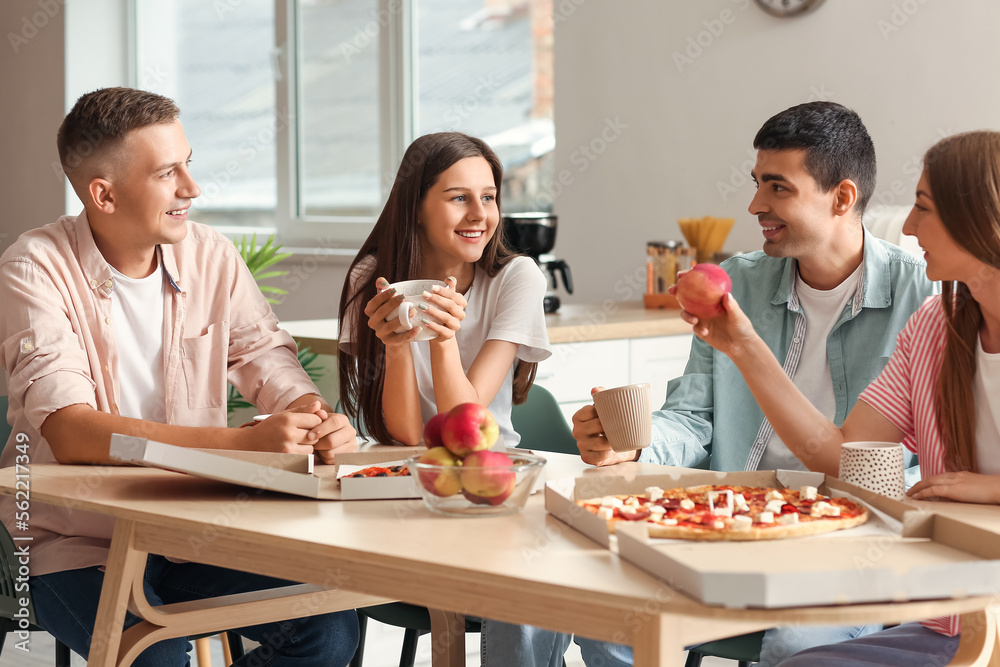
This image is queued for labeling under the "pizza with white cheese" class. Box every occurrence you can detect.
[576,484,868,541]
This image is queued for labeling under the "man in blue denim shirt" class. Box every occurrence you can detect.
[566,102,938,667]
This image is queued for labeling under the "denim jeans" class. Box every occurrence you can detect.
[480,620,571,667]
[575,623,884,667]
[31,555,360,667]
[778,622,960,666]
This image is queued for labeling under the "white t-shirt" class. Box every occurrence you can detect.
[341,256,552,446]
[974,335,1000,475]
[110,263,167,422]
[758,262,863,471]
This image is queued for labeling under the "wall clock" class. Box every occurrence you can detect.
[753,0,826,18]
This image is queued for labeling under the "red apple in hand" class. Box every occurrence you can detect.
[422,412,449,448]
[675,263,732,319]
[442,403,499,457]
[416,447,463,497]
[460,450,515,505]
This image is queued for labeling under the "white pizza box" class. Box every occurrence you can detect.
[108,434,425,500]
[545,468,1000,608]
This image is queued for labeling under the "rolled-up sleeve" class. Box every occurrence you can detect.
[0,259,98,431]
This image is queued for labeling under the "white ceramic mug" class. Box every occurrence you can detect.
[385,279,448,342]
[839,441,906,499]
[593,383,652,452]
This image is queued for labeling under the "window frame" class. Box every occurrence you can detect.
[273,0,415,248]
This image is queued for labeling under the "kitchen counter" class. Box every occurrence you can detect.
[281,302,691,355]
[545,301,690,344]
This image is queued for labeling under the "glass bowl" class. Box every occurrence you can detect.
[407,451,546,517]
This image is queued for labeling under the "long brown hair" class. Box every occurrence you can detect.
[925,131,1000,472]
[338,132,537,444]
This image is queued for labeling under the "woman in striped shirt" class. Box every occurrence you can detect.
[683,130,1000,666]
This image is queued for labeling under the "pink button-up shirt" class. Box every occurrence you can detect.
[0,212,320,575]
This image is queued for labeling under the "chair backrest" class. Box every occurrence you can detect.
[511,384,579,455]
[0,396,10,450]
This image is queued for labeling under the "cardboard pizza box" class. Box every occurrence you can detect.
[545,469,1000,608]
[109,434,425,500]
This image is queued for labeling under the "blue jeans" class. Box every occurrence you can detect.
[778,622,960,666]
[31,556,360,667]
[480,620,571,667]
[575,623,884,667]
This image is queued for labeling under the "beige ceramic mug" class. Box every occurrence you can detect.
[839,441,906,499]
[385,279,447,342]
[593,383,652,452]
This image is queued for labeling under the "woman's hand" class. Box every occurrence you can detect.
[421,275,467,343]
[669,284,758,361]
[364,277,424,346]
[907,471,1000,504]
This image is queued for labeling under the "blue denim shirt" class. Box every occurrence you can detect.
[638,232,938,474]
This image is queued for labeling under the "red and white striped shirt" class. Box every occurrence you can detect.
[859,294,960,636]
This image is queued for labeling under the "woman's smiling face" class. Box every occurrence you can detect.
[903,169,983,283]
[417,156,499,267]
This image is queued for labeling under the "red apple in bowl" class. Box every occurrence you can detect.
[422,412,450,448]
[675,263,732,319]
[415,447,464,497]
[442,403,499,457]
[460,450,516,505]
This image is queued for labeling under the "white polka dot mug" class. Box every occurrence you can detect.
[838,441,905,499]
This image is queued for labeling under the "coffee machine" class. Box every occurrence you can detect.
[502,213,573,313]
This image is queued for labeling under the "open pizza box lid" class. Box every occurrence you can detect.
[109,434,426,500]
[545,469,1000,608]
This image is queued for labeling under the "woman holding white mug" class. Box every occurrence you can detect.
[679,131,1000,665]
[338,132,551,449]
[338,133,561,665]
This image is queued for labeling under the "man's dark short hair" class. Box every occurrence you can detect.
[754,101,876,215]
[57,87,180,176]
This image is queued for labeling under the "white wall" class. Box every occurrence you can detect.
[0,0,66,251]
[552,0,1000,305]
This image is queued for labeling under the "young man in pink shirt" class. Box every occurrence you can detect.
[0,87,359,665]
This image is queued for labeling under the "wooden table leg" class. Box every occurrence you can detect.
[87,520,148,667]
[633,613,684,667]
[427,608,466,667]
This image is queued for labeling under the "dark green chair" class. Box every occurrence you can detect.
[350,384,574,667]
[512,384,578,454]
[684,630,765,666]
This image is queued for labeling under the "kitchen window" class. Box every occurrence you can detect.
[134,0,554,248]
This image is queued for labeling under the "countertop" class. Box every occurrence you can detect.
[281,301,692,355]
[543,301,691,344]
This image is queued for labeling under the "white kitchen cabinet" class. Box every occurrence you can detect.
[628,334,693,406]
[534,334,693,423]
[535,339,629,404]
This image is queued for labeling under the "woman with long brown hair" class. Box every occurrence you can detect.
[338,131,550,447]
[685,130,1000,665]
[338,132,560,665]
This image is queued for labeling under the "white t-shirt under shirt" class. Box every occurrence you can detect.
[340,256,552,446]
[975,336,1000,475]
[110,263,167,423]
[757,262,863,471]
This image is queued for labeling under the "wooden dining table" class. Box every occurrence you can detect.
[3,454,998,667]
